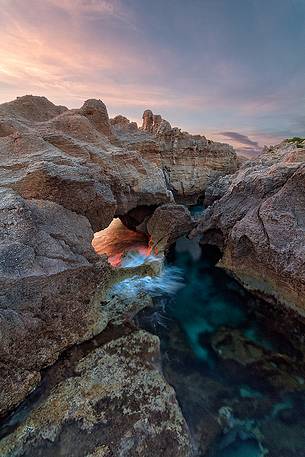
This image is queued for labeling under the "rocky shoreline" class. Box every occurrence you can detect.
[0,94,304,456]
[194,139,305,316]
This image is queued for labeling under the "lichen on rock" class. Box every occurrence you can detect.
[0,331,192,457]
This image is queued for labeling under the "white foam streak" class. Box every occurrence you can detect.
[112,253,184,299]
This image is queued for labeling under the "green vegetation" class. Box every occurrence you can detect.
[286,137,305,148]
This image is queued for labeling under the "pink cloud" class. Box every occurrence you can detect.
[0,0,300,149]
[0,2,218,113]
[0,4,149,110]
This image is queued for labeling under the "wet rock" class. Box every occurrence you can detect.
[0,94,236,418]
[154,321,232,455]
[278,408,296,425]
[211,328,265,366]
[0,331,192,457]
[211,327,305,393]
[0,186,162,416]
[231,396,274,422]
[260,417,305,457]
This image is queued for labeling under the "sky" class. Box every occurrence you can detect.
[0,0,304,155]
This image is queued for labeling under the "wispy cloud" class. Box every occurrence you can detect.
[219,131,259,148]
[0,0,304,146]
[0,0,160,107]
[48,0,122,15]
[215,131,261,157]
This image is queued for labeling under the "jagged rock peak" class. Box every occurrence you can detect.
[142,109,154,131]
[110,114,138,131]
[141,109,172,134]
[79,98,112,137]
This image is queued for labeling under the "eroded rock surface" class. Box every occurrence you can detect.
[0,104,172,231]
[0,187,111,415]
[0,330,192,457]
[195,140,305,315]
[0,94,236,421]
[147,204,195,252]
[112,110,238,204]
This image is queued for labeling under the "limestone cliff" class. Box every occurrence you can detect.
[194,139,305,316]
[111,109,238,204]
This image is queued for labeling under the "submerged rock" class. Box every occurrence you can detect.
[0,331,192,457]
[211,327,305,393]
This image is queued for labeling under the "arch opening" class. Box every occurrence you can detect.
[92,218,155,267]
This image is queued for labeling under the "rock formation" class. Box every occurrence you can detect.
[0,93,236,454]
[112,109,238,204]
[0,187,113,415]
[0,95,67,122]
[147,204,195,252]
[1,93,304,456]
[0,330,191,457]
[194,139,305,316]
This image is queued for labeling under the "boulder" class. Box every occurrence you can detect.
[78,99,112,137]
[0,94,67,122]
[110,114,138,132]
[147,204,195,252]
[211,327,305,392]
[0,187,111,415]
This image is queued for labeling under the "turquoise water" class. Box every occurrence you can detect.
[139,237,305,457]
[2,228,304,456]
[166,239,281,364]
[215,439,262,457]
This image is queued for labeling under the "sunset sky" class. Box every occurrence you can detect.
[0,0,304,155]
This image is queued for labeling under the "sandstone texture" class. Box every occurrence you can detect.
[0,95,167,415]
[0,187,111,415]
[1,93,304,456]
[0,97,172,231]
[194,140,305,315]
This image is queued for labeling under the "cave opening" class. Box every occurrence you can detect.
[92,218,152,267]
[92,205,159,267]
